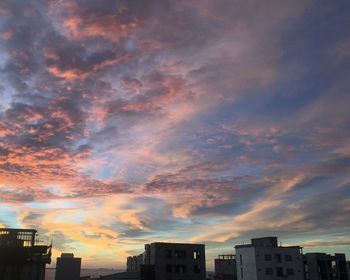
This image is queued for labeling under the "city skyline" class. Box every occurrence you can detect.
[0,0,350,269]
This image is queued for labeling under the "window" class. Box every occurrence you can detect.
[286,268,294,276]
[275,254,282,263]
[194,264,201,273]
[241,267,243,279]
[166,264,173,273]
[285,255,292,262]
[165,250,172,258]
[331,261,336,269]
[240,254,243,265]
[264,254,272,261]
[174,265,186,273]
[193,251,201,259]
[175,250,187,258]
[265,268,273,275]
[276,267,283,277]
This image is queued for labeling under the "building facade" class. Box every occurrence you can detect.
[304,253,348,280]
[55,253,81,280]
[235,237,304,280]
[0,228,51,280]
[127,254,144,273]
[127,242,206,280]
[214,254,237,280]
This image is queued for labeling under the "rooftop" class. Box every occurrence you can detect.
[235,237,302,249]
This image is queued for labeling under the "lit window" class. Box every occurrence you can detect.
[193,251,201,259]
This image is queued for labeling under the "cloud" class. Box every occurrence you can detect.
[300,237,350,248]
[1,0,350,268]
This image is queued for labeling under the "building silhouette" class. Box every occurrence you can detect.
[55,253,81,280]
[235,237,304,280]
[127,242,206,280]
[304,253,348,280]
[127,254,144,273]
[214,254,237,280]
[97,271,140,279]
[0,228,51,280]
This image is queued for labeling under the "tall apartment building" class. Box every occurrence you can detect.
[127,242,206,280]
[0,228,51,280]
[347,261,350,280]
[304,253,348,280]
[55,253,81,280]
[235,237,304,280]
[214,254,237,280]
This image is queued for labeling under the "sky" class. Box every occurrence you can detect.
[0,0,350,270]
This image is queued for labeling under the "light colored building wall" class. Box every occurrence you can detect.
[236,247,257,280]
[254,246,304,280]
[235,237,303,280]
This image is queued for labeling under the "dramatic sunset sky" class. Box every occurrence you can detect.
[1,0,350,269]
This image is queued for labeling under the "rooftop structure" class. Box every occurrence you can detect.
[0,228,51,280]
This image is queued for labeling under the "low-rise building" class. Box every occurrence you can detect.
[235,237,304,280]
[214,254,237,280]
[304,253,348,280]
[127,242,206,280]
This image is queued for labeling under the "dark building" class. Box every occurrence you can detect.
[214,254,237,280]
[127,242,206,280]
[96,271,140,279]
[0,228,51,280]
[127,254,144,273]
[304,253,349,280]
[55,253,81,280]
